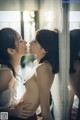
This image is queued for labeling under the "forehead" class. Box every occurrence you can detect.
[15,32,22,42]
[16,32,20,38]
[14,32,21,46]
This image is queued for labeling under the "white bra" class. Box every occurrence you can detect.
[0,65,17,109]
[0,88,16,109]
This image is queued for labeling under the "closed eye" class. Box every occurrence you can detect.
[19,40,24,43]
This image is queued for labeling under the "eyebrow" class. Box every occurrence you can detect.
[18,36,22,40]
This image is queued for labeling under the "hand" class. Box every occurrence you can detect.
[12,102,34,119]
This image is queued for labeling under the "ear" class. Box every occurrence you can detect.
[7,48,16,55]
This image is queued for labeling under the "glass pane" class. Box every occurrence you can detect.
[0,11,21,33]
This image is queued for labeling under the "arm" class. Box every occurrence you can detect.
[0,102,34,119]
[0,69,33,119]
[36,63,54,120]
[68,85,75,120]
[0,69,13,92]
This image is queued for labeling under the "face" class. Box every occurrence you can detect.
[30,39,46,56]
[15,33,27,56]
[8,32,27,58]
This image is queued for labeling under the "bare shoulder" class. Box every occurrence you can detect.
[36,62,54,81]
[36,62,52,73]
[0,68,13,92]
[35,63,54,89]
[0,68,13,79]
[36,63,49,71]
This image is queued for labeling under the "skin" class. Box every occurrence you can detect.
[20,40,54,120]
[0,30,55,120]
[69,59,80,119]
[0,32,33,119]
[68,30,80,119]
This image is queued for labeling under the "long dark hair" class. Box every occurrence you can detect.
[35,29,59,74]
[70,29,80,74]
[0,28,18,76]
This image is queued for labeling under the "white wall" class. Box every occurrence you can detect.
[38,1,62,120]
[0,0,39,11]
[51,75,62,120]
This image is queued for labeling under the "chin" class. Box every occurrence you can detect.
[23,53,27,56]
[29,51,33,54]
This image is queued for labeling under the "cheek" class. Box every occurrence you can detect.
[30,46,37,53]
[19,44,25,51]
[30,45,35,50]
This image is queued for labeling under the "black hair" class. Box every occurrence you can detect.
[35,29,59,74]
[0,27,18,76]
[70,29,80,74]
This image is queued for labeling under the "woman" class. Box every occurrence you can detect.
[69,29,80,120]
[0,27,37,120]
[21,29,59,120]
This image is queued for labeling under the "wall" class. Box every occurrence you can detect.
[38,0,62,30]
[38,1,62,120]
[70,3,80,11]
[0,0,39,11]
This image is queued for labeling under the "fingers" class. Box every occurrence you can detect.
[13,102,34,119]
[21,108,32,112]
[17,114,28,119]
[21,107,34,115]
[23,110,33,114]
[19,103,34,111]
[23,106,33,110]
[17,112,34,118]
[18,100,24,106]
[18,102,32,107]
[22,103,32,107]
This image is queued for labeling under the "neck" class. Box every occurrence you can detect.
[11,56,21,73]
[36,54,45,63]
